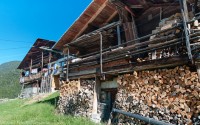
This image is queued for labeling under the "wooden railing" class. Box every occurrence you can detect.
[20,72,42,84]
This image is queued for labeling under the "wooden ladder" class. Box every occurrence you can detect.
[19,83,25,98]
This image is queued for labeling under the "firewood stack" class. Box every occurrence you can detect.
[190,20,200,56]
[57,79,95,118]
[191,20,200,42]
[149,13,185,60]
[113,65,200,124]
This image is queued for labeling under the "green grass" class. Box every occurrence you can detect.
[0,92,97,125]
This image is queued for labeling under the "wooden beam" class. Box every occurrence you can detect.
[92,77,101,114]
[183,0,189,21]
[72,0,108,41]
[104,56,189,74]
[49,52,52,63]
[111,0,135,17]
[137,0,148,9]
[117,25,121,45]
[104,11,118,25]
[68,68,97,78]
[151,3,179,7]
[129,5,143,9]
[69,74,96,80]
[30,58,32,72]
[37,80,39,94]
[111,1,138,42]
[179,0,193,61]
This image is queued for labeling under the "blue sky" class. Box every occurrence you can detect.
[0,0,92,64]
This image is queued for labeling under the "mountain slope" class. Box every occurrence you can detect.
[0,61,21,98]
[0,92,96,125]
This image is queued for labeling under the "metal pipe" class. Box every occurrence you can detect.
[112,108,174,125]
[117,25,121,45]
[66,46,69,82]
[41,51,44,68]
[100,32,103,74]
[160,7,162,21]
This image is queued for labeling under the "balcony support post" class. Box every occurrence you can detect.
[66,46,70,82]
[42,51,44,68]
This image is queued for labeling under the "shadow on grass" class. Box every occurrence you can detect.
[38,96,59,107]
[36,93,60,107]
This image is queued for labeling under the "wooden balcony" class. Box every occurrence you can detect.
[62,20,200,80]
[20,72,42,84]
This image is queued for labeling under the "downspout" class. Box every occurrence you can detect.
[99,32,103,75]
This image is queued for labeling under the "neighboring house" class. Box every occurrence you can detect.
[18,38,61,98]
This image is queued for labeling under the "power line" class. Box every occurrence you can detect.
[0,46,31,51]
[0,38,33,43]
[0,54,26,59]
[0,49,44,59]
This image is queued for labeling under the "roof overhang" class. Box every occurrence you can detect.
[53,0,117,51]
[17,39,56,70]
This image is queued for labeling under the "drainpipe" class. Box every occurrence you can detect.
[66,45,69,82]
[117,25,121,45]
[99,32,103,74]
[112,108,175,125]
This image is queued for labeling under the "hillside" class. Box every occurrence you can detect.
[0,92,97,125]
[0,61,21,98]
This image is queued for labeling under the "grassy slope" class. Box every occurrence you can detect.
[0,92,97,125]
[0,61,21,98]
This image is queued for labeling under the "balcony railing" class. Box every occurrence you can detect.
[20,72,42,84]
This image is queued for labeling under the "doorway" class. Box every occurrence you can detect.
[100,88,117,121]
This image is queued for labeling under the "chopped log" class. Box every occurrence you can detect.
[57,79,95,118]
[112,65,200,124]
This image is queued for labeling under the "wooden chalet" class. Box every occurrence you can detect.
[16,0,200,124]
[53,0,200,80]
[18,38,60,98]
[53,0,200,124]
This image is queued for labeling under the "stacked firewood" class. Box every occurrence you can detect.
[149,13,185,60]
[57,79,95,117]
[191,20,200,43]
[190,19,200,56]
[113,65,200,124]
